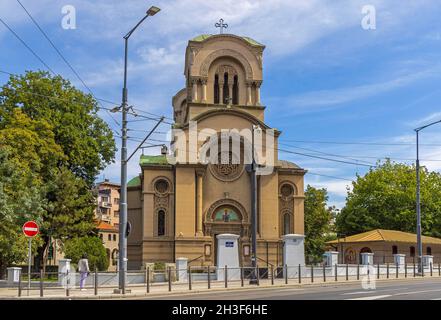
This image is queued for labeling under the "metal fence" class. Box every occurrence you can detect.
[5,262,441,298]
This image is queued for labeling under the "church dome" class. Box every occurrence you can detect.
[191,34,264,47]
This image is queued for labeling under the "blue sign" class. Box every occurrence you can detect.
[225,241,234,248]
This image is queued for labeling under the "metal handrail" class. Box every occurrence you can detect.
[187,255,203,264]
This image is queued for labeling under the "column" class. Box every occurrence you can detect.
[323,251,339,267]
[196,170,204,236]
[201,79,207,102]
[227,81,233,105]
[361,252,374,265]
[192,79,198,102]
[255,81,262,105]
[246,81,252,105]
[218,79,224,104]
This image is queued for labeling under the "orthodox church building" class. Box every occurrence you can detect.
[127,32,306,269]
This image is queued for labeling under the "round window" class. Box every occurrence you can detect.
[281,184,294,197]
[154,179,169,194]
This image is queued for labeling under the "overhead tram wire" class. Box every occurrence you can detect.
[278,141,441,163]
[280,138,441,147]
[0,17,55,75]
[306,172,354,182]
[0,70,172,134]
[13,0,121,128]
[93,97,174,123]
[278,142,375,166]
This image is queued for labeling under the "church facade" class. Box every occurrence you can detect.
[127,33,306,269]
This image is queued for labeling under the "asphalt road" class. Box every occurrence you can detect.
[139,278,441,300]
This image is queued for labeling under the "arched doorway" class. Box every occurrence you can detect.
[205,199,249,266]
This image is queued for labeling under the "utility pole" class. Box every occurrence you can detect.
[117,6,160,294]
[250,125,260,284]
[414,119,441,274]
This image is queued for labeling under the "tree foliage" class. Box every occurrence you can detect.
[0,148,44,274]
[0,71,116,271]
[64,236,109,271]
[336,160,441,238]
[304,185,335,263]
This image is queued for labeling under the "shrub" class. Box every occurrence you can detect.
[64,236,108,271]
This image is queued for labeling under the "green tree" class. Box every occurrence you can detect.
[304,185,335,263]
[64,236,109,271]
[336,160,441,238]
[0,71,116,271]
[0,148,44,276]
[0,70,115,185]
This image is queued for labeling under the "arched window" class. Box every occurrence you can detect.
[113,234,116,241]
[233,75,238,104]
[223,73,229,104]
[214,74,219,104]
[392,245,398,255]
[410,246,415,257]
[108,234,111,241]
[283,213,291,235]
[158,210,166,236]
[427,247,432,255]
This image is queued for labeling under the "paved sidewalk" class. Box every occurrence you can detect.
[1,274,439,300]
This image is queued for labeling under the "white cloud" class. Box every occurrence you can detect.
[279,65,441,113]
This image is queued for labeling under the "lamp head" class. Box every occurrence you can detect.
[147,6,160,16]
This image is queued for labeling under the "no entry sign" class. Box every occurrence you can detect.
[22,221,39,237]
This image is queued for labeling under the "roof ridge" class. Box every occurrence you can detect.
[376,229,386,241]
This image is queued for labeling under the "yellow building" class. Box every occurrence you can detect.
[96,221,119,271]
[95,179,120,226]
[127,33,306,269]
[327,229,441,264]
[94,180,120,270]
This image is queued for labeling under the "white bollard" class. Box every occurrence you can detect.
[361,253,374,265]
[58,258,71,286]
[176,257,188,282]
[216,234,240,281]
[7,267,21,285]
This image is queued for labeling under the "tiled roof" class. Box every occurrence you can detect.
[327,229,441,245]
[96,220,118,232]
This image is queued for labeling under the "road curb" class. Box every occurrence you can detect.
[2,276,440,300]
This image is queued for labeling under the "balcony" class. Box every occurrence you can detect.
[99,201,112,208]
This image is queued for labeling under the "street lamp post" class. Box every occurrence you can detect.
[118,5,160,294]
[415,119,441,274]
[250,125,261,284]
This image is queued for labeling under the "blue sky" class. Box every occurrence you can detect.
[1,0,441,208]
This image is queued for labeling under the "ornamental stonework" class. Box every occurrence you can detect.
[209,151,244,182]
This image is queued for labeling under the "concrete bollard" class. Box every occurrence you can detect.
[7,267,21,285]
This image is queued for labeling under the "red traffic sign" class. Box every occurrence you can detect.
[22,221,39,237]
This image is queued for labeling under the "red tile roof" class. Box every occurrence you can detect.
[96,220,118,232]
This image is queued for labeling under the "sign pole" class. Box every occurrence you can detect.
[28,237,31,295]
[22,220,39,296]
